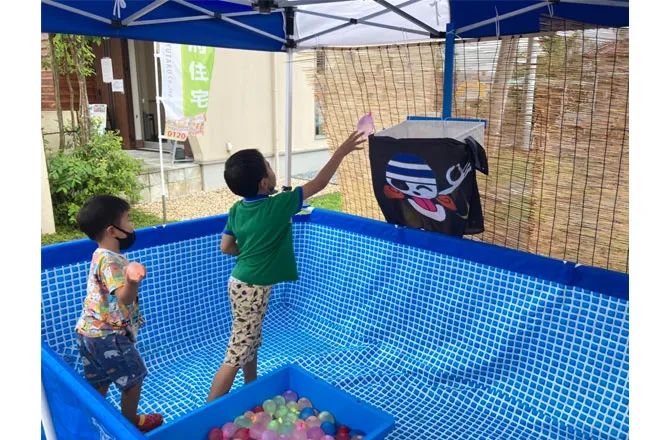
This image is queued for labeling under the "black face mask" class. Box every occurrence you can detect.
[113,226,136,251]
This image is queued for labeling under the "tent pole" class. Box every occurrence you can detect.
[442,23,455,118]
[372,0,440,37]
[153,41,167,223]
[41,0,112,24]
[284,48,294,190]
[271,53,280,174]
[455,1,554,35]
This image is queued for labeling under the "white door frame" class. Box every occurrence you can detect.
[127,39,144,144]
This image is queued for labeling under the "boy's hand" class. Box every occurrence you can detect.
[124,262,146,284]
[335,131,366,157]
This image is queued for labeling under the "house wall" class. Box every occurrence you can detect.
[199,50,327,160]
[144,44,329,190]
[41,34,98,113]
[41,143,56,234]
[42,111,78,151]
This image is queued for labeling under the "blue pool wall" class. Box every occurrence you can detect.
[41,209,629,439]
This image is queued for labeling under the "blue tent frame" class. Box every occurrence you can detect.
[42,1,628,51]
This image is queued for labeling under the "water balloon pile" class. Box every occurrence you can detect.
[206,390,367,440]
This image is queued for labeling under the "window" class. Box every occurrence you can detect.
[315,101,326,139]
[316,50,326,74]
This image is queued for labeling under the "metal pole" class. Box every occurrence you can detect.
[455,1,554,35]
[153,41,168,223]
[284,49,294,190]
[271,53,280,174]
[372,0,441,37]
[442,23,455,119]
[41,380,57,440]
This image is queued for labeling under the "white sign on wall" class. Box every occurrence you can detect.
[101,58,113,83]
[112,79,124,93]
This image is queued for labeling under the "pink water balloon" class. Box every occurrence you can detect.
[222,422,238,437]
[306,427,325,440]
[357,113,375,137]
[250,422,267,439]
[261,431,279,440]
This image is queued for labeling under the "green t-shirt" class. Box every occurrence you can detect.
[223,188,303,286]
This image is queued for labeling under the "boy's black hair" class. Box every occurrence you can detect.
[224,149,268,198]
[77,195,130,241]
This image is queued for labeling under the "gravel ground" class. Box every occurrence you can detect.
[137,177,339,221]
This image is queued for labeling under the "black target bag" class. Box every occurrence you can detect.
[369,121,488,238]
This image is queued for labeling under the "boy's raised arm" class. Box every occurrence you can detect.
[302,131,365,200]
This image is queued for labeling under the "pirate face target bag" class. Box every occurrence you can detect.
[369,120,488,238]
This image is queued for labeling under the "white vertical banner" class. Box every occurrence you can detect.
[159,43,184,123]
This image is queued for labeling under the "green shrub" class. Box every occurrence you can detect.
[47,130,144,226]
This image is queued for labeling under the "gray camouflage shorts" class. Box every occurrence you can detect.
[224,277,272,368]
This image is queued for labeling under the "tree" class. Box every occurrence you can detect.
[55,36,76,128]
[42,34,102,149]
[44,34,65,150]
[535,31,593,80]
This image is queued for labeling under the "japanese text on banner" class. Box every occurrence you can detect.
[159,43,215,141]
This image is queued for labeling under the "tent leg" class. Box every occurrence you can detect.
[153,41,168,223]
[283,49,294,191]
[41,379,57,440]
[442,23,455,119]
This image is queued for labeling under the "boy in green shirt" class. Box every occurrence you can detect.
[207,131,365,402]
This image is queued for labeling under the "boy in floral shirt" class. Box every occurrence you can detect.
[74,195,163,433]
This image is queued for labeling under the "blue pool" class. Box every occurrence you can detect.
[41,209,629,439]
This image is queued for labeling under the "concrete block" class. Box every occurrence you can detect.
[184,166,201,180]
[137,174,150,187]
[167,169,185,183]
[150,184,163,203]
[139,188,151,204]
[149,172,162,186]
